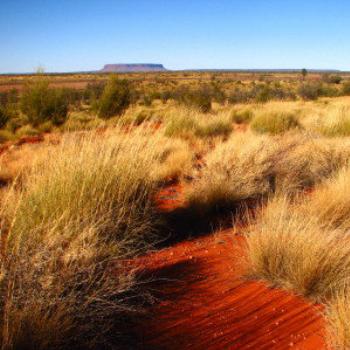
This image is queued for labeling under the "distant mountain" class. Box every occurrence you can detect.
[101,64,167,73]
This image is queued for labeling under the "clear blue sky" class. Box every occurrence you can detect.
[1,0,349,73]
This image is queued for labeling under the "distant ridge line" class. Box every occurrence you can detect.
[1,68,349,76]
[101,64,167,72]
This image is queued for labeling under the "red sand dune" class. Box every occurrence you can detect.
[135,186,326,349]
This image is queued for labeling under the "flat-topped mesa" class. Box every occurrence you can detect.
[101,64,167,73]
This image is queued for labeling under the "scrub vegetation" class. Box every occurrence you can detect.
[1,70,350,348]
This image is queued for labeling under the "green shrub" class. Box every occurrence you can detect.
[298,83,323,100]
[84,81,106,103]
[323,74,342,84]
[173,85,212,113]
[96,77,132,118]
[20,80,69,126]
[228,88,251,104]
[251,111,300,135]
[231,109,254,124]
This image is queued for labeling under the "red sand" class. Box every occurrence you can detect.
[136,230,326,349]
[135,185,326,349]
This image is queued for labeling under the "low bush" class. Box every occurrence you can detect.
[251,111,300,134]
[20,80,69,126]
[298,83,323,100]
[84,81,106,103]
[96,77,132,118]
[323,74,342,84]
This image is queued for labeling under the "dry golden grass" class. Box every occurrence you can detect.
[326,289,350,350]
[151,138,193,182]
[163,107,232,140]
[246,196,350,302]
[186,131,350,216]
[0,125,167,349]
[305,167,350,230]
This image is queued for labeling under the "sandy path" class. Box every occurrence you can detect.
[134,186,326,349]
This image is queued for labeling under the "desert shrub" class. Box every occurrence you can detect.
[228,84,295,104]
[172,85,212,113]
[96,77,132,118]
[84,81,106,102]
[323,74,342,84]
[209,82,226,104]
[251,111,299,134]
[298,82,325,100]
[228,87,251,104]
[0,127,163,349]
[20,80,69,126]
[231,108,254,124]
[0,89,19,107]
[61,88,85,108]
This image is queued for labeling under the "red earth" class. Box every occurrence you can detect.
[134,185,326,349]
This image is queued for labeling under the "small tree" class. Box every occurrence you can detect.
[97,77,132,118]
[20,80,69,126]
[301,68,308,81]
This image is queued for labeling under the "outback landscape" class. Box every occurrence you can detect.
[0,69,350,349]
[3,0,350,349]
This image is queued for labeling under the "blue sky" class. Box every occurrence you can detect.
[1,0,349,73]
